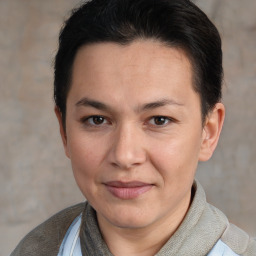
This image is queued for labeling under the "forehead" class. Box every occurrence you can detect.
[72,40,192,79]
[68,40,199,110]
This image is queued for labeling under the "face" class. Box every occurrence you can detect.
[57,40,222,231]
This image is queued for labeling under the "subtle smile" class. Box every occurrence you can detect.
[104,181,153,200]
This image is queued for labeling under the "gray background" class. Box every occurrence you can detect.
[0,0,255,255]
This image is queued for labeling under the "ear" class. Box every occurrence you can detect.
[54,106,70,158]
[199,103,225,161]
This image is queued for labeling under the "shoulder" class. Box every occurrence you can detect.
[195,181,256,256]
[220,223,256,256]
[10,203,85,256]
[205,202,256,256]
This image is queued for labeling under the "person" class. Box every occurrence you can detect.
[11,0,256,255]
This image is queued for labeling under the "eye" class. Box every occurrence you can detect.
[82,115,108,126]
[148,116,172,126]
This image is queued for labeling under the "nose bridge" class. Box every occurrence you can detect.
[109,122,146,169]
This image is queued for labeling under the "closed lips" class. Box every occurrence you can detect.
[104,181,153,199]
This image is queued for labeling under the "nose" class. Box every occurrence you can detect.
[108,124,147,169]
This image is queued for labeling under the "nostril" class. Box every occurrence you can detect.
[111,162,120,168]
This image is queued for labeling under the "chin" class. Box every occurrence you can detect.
[105,207,155,229]
[112,218,151,229]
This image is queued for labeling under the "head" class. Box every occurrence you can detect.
[54,0,225,237]
[54,0,223,127]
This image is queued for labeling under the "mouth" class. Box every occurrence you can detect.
[104,181,153,200]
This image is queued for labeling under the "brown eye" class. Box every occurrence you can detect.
[91,116,105,125]
[84,115,107,126]
[149,116,170,126]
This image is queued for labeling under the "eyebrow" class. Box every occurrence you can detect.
[76,97,111,111]
[138,98,184,112]
[75,97,184,112]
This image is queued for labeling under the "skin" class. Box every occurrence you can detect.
[55,40,225,256]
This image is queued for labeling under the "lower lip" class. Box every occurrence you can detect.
[105,185,153,200]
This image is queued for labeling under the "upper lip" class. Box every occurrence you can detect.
[104,181,152,188]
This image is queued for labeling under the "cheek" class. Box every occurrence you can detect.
[67,135,105,187]
[148,133,202,182]
[68,131,104,164]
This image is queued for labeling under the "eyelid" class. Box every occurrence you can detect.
[80,115,111,127]
[146,116,177,127]
[79,115,177,128]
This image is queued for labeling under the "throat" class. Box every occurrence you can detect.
[100,227,170,256]
[96,208,189,256]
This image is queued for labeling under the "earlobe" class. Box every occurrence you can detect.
[54,106,70,158]
[199,103,225,162]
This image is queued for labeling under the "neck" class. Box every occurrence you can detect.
[97,192,191,256]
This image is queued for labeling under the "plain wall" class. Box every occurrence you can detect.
[0,0,255,255]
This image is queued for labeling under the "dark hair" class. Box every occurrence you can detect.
[54,0,223,125]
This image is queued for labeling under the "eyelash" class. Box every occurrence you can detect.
[80,115,110,127]
[80,115,176,128]
[147,116,175,126]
